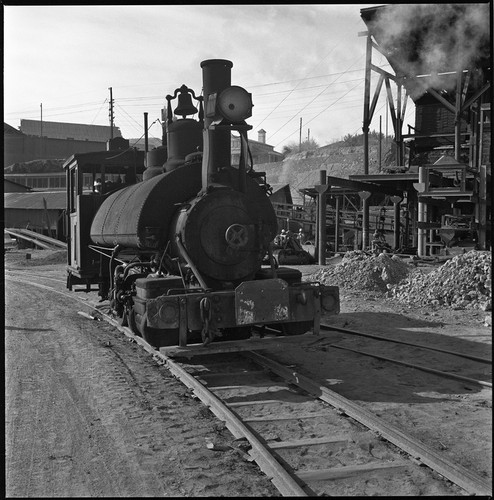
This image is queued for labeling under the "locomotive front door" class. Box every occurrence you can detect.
[69,212,79,269]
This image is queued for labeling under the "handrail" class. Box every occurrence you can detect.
[4,228,67,249]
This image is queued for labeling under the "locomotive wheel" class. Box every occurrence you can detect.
[117,307,129,327]
[139,312,179,349]
[222,326,252,340]
[276,321,314,336]
[128,307,141,337]
[110,298,128,327]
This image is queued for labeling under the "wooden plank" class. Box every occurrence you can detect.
[210,383,275,391]
[160,333,316,358]
[269,436,348,449]
[243,413,330,422]
[298,461,409,481]
[226,399,288,407]
[197,369,266,379]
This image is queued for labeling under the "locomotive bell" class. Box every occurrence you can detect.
[174,89,198,118]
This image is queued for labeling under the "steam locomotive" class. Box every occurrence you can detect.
[65,59,339,348]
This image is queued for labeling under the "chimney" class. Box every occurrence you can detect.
[258,129,266,144]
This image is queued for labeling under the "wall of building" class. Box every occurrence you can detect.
[4,179,31,193]
[4,134,108,166]
[4,208,63,237]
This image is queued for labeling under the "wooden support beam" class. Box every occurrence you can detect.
[369,73,385,124]
[462,82,491,111]
[325,175,402,197]
[160,333,318,358]
[298,461,409,481]
[384,77,397,136]
[243,413,330,422]
[269,436,349,449]
[370,63,397,82]
[427,88,457,114]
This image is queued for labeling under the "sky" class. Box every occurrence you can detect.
[4,4,413,152]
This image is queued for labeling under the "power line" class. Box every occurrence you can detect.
[274,77,364,149]
[252,41,343,132]
[91,98,108,125]
[270,53,366,146]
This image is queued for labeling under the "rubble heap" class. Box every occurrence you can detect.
[387,250,492,311]
[311,251,412,292]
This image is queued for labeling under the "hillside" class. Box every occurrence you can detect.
[4,159,66,173]
[259,140,396,204]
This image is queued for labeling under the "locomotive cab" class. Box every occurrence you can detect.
[63,147,145,293]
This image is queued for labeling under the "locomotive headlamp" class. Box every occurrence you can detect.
[206,86,253,124]
[217,86,252,122]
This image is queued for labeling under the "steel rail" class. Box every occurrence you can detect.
[97,310,311,497]
[243,350,492,497]
[329,344,492,388]
[321,323,492,364]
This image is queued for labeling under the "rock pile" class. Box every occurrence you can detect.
[310,249,492,313]
[311,250,412,292]
[387,250,492,311]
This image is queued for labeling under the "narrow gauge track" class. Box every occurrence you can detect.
[6,270,492,496]
[320,323,492,364]
[318,324,492,389]
[163,348,491,496]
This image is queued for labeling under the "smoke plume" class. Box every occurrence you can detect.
[369,3,491,98]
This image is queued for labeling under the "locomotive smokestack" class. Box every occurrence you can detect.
[200,59,233,189]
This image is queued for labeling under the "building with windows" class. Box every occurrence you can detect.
[4,120,122,166]
[231,129,283,165]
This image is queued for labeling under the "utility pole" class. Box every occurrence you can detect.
[108,87,114,139]
[379,115,382,169]
[308,128,310,143]
[40,103,43,157]
[144,112,148,169]
[299,117,302,152]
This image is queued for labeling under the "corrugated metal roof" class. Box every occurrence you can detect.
[20,119,122,142]
[4,122,24,135]
[4,191,67,210]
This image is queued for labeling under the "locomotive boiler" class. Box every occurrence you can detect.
[65,59,339,348]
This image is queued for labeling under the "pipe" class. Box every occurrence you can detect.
[317,170,327,265]
[144,112,149,169]
[417,166,426,257]
[175,235,209,290]
[200,59,233,191]
[334,195,340,253]
[393,200,400,250]
[362,198,369,250]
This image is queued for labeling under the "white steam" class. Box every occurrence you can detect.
[369,4,490,98]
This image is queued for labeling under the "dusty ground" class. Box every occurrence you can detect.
[4,247,492,496]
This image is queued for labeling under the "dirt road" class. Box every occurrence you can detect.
[4,249,492,496]
[5,257,278,497]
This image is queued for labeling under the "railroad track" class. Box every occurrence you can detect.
[5,228,67,251]
[317,324,492,388]
[6,269,492,496]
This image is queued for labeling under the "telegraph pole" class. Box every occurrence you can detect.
[40,103,43,157]
[108,87,114,139]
